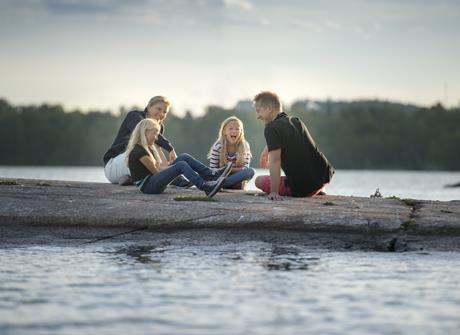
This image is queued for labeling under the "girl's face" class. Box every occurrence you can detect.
[147,102,169,122]
[145,128,159,146]
[223,120,242,145]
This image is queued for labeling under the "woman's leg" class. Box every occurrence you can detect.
[223,167,255,188]
[172,153,215,179]
[104,152,130,184]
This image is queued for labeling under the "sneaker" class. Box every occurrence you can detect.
[170,175,194,188]
[118,174,133,186]
[201,177,226,197]
[211,162,233,181]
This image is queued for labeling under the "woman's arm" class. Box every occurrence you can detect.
[156,132,176,163]
[155,133,174,152]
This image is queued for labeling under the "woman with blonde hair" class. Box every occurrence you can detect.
[208,116,254,189]
[103,95,189,187]
[127,119,232,197]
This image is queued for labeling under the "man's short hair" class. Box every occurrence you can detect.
[253,91,281,112]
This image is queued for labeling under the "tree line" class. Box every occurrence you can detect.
[0,98,459,170]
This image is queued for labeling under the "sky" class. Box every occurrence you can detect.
[0,0,459,116]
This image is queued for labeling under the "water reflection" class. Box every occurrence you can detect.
[110,242,176,268]
[263,245,317,271]
[1,241,460,335]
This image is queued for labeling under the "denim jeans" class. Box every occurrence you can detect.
[223,167,255,188]
[141,153,214,194]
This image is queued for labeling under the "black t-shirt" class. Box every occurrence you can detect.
[264,112,334,197]
[128,144,155,182]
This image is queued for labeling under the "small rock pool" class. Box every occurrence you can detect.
[1,230,459,335]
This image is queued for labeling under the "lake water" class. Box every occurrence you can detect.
[1,232,460,335]
[1,167,460,334]
[0,166,459,201]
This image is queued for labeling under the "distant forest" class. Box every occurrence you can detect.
[1,98,459,170]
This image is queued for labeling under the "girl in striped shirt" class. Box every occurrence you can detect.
[208,116,255,189]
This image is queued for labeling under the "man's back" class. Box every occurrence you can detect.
[264,112,333,196]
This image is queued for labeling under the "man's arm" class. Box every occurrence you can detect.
[259,145,269,168]
[268,149,282,200]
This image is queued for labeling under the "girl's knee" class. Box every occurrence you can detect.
[246,168,255,178]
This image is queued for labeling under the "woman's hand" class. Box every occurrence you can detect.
[168,150,177,163]
[159,160,170,171]
[158,165,168,171]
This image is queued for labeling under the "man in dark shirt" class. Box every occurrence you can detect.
[253,91,334,200]
[103,96,176,184]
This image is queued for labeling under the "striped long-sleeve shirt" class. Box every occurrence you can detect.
[208,141,252,168]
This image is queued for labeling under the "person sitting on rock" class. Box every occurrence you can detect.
[207,116,255,190]
[126,119,232,197]
[253,91,334,200]
[103,95,189,187]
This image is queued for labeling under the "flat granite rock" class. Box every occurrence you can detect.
[0,178,458,234]
[1,178,460,251]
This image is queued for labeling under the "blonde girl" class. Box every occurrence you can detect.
[127,119,232,197]
[208,116,255,189]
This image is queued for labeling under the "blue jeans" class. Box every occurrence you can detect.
[223,167,255,188]
[141,153,215,194]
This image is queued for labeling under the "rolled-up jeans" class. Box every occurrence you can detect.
[141,153,215,194]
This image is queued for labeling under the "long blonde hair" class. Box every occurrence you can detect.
[125,119,162,167]
[208,116,251,167]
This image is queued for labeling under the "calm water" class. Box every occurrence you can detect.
[1,167,460,334]
[0,166,459,201]
[1,236,460,335]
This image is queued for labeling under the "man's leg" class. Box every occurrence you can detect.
[307,184,328,196]
[254,175,292,196]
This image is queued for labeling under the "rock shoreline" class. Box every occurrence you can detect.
[1,178,459,251]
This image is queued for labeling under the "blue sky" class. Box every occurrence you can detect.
[0,0,459,115]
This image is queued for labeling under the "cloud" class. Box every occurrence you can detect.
[223,0,253,11]
[42,0,130,15]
